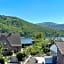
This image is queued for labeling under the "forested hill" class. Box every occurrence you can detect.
[0,15,64,37]
[37,22,64,30]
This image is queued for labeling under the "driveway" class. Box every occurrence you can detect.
[26,57,35,64]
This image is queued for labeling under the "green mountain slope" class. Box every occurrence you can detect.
[0,15,64,37]
[0,15,44,33]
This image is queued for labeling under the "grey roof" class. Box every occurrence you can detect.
[7,34,22,47]
[0,33,22,47]
[55,42,64,55]
[0,33,8,40]
[10,56,18,62]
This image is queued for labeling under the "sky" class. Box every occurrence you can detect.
[0,0,64,24]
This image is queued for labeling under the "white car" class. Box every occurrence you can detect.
[34,57,45,64]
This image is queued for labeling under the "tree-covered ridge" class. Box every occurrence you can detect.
[37,22,64,30]
[0,15,64,37]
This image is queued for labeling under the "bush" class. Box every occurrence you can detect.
[3,51,13,56]
[0,58,4,64]
[7,51,13,56]
[16,53,26,61]
[30,52,37,55]
[30,47,38,55]
[43,47,50,53]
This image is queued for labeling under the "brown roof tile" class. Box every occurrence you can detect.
[7,34,22,47]
[55,42,64,55]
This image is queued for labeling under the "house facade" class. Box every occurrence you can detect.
[0,33,22,53]
[55,42,64,64]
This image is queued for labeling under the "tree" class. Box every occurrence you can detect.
[16,53,26,61]
[49,39,55,45]
[35,32,45,39]
[0,59,4,64]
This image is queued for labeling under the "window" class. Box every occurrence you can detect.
[4,42,7,45]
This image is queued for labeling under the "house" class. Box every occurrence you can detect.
[0,33,22,53]
[55,42,64,64]
[21,38,34,48]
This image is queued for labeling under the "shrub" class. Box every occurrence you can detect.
[3,51,13,56]
[16,53,26,61]
[0,58,4,64]
[7,51,13,56]
[43,47,50,53]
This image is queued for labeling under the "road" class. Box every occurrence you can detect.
[26,57,35,64]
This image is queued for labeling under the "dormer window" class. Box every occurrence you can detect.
[4,42,7,45]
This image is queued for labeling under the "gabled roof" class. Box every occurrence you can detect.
[7,34,22,47]
[55,42,64,55]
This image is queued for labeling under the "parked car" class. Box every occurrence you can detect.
[34,57,45,64]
